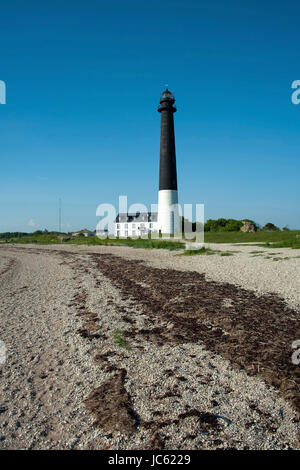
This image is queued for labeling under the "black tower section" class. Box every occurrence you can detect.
[158,88,178,191]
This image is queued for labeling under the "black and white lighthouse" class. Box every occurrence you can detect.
[157,87,180,234]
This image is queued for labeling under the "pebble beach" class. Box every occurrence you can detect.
[0,243,299,450]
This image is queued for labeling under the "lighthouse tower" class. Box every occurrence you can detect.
[157,87,180,235]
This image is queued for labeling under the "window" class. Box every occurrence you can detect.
[132,224,136,228]
[149,223,153,228]
[132,230,136,236]
[117,231,120,237]
[125,223,128,229]
[117,224,120,229]
[125,230,128,237]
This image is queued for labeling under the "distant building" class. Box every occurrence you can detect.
[115,212,158,238]
[72,228,95,237]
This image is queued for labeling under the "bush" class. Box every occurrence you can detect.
[204,218,244,232]
[262,222,280,232]
[223,219,243,232]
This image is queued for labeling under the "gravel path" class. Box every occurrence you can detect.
[0,244,299,450]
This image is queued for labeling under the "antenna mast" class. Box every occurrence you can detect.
[59,198,61,232]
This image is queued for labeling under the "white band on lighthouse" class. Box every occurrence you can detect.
[158,189,180,235]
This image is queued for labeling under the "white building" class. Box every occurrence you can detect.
[72,228,95,237]
[114,212,158,238]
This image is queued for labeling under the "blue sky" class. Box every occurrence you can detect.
[0,0,299,231]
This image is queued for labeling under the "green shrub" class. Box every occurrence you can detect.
[262,222,280,232]
[205,218,245,232]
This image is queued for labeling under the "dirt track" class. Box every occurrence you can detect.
[0,244,299,450]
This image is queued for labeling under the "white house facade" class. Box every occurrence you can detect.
[114,212,159,238]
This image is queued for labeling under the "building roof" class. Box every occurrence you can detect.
[72,228,95,234]
[115,212,158,223]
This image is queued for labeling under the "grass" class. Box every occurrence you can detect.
[3,233,185,251]
[114,330,130,350]
[180,247,237,256]
[2,230,300,250]
[181,247,216,256]
[68,235,184,251]
[260,239,300,249]
[203,230,300,248]
[3,233,62,245]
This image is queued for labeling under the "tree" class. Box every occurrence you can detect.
[205,218,244,232]
[204,219,219,232]
[262,222,280,232]
[224,219,243,231]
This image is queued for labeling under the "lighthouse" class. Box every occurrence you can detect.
[114,87,180,238]
[157,87,180,235]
